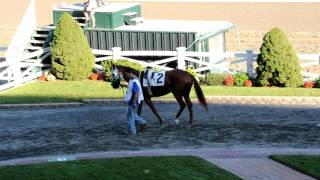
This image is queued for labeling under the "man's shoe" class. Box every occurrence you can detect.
[139,123,146,131]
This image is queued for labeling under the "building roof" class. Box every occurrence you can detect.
[115,19,235,35]
[53,2,140,13]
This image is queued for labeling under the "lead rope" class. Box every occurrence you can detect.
[119,72,126,105]
[121,85,126,105]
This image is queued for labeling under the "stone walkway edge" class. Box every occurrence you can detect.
[0,147,319,180]
[1,147,320,167]
[0,96,320,109]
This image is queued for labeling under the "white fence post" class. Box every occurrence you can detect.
[246,49,254,77]
[177,47,186,70]
[112,47,121,60]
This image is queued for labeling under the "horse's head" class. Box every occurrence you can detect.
[111,64,133,89]
[111,64,121,89]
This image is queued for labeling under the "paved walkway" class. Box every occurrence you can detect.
[0,148,318,180]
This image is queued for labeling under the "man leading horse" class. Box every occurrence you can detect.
[111,61,208,130]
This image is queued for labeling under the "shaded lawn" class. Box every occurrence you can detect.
[0,80,319,104]
[270,155,320,179]
[0,156,241,180]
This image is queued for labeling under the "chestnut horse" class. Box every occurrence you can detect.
[111,65,208,127]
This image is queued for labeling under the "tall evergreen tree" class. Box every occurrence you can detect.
[51,13,94,81]
[256,28,303,87]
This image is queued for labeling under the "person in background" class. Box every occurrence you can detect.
[97,0,107,7]
[83,0,97,28]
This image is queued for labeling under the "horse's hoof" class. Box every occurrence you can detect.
[160,124,166,129]
[174,119,180,125]
[187,124,193,129]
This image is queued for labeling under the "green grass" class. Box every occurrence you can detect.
[0,80,319,104]
[0,80,124,104]
[270,155,320,179]
[0,156,241,180]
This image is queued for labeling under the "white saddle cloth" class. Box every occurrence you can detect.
[143,70,165,87]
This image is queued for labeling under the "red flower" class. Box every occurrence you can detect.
[223,75,235,86]
[39,73,47,81]
[304,81,315,88]
[244,80,253,87]
[89,73,99,80]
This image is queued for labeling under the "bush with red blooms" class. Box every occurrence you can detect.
[89,73,99,80]
[223,75,235,86]
[89,72,105,80]
[39,73,47,81]
[244,79,253,87]
[303,81,315,88]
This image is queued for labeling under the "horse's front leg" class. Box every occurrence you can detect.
[144,98,164,128]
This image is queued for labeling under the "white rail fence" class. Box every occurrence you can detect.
[0,47,319,92]
[0,48,51,91]
[93,47,231,72]
[93,47,320,80]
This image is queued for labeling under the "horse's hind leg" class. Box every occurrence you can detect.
[184,95,193,127]
[144,98,164,128]
[173,93,186,124]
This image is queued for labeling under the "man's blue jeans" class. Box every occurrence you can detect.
[127,106,145,134]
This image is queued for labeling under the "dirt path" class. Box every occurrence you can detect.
[0,104,319,161]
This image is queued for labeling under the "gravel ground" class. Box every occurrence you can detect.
[0,104,319,161]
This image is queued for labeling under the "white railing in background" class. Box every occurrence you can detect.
[225,49,320,80]
[1,46,318,92]
[93,47,320,80]
[5,0,37,85]
[93,47,230,72]
[0,48,51,92]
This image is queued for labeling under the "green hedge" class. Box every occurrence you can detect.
[51,13,95,81]
[256,28,303,87]
[204,73,227,86]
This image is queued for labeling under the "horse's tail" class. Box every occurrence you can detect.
[192,76,208,111]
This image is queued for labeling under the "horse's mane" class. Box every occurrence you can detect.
[117,65,142,77]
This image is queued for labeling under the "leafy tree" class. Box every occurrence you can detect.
[51,13,94,81]
[256,28,303,87]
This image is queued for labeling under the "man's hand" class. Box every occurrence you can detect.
[120,81,128,88]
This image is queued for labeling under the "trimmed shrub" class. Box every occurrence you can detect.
[205,73,227,86]
[234,72,249,86]
[256,28,303,87]
[51,13,95,81]
[223,75,235,86]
